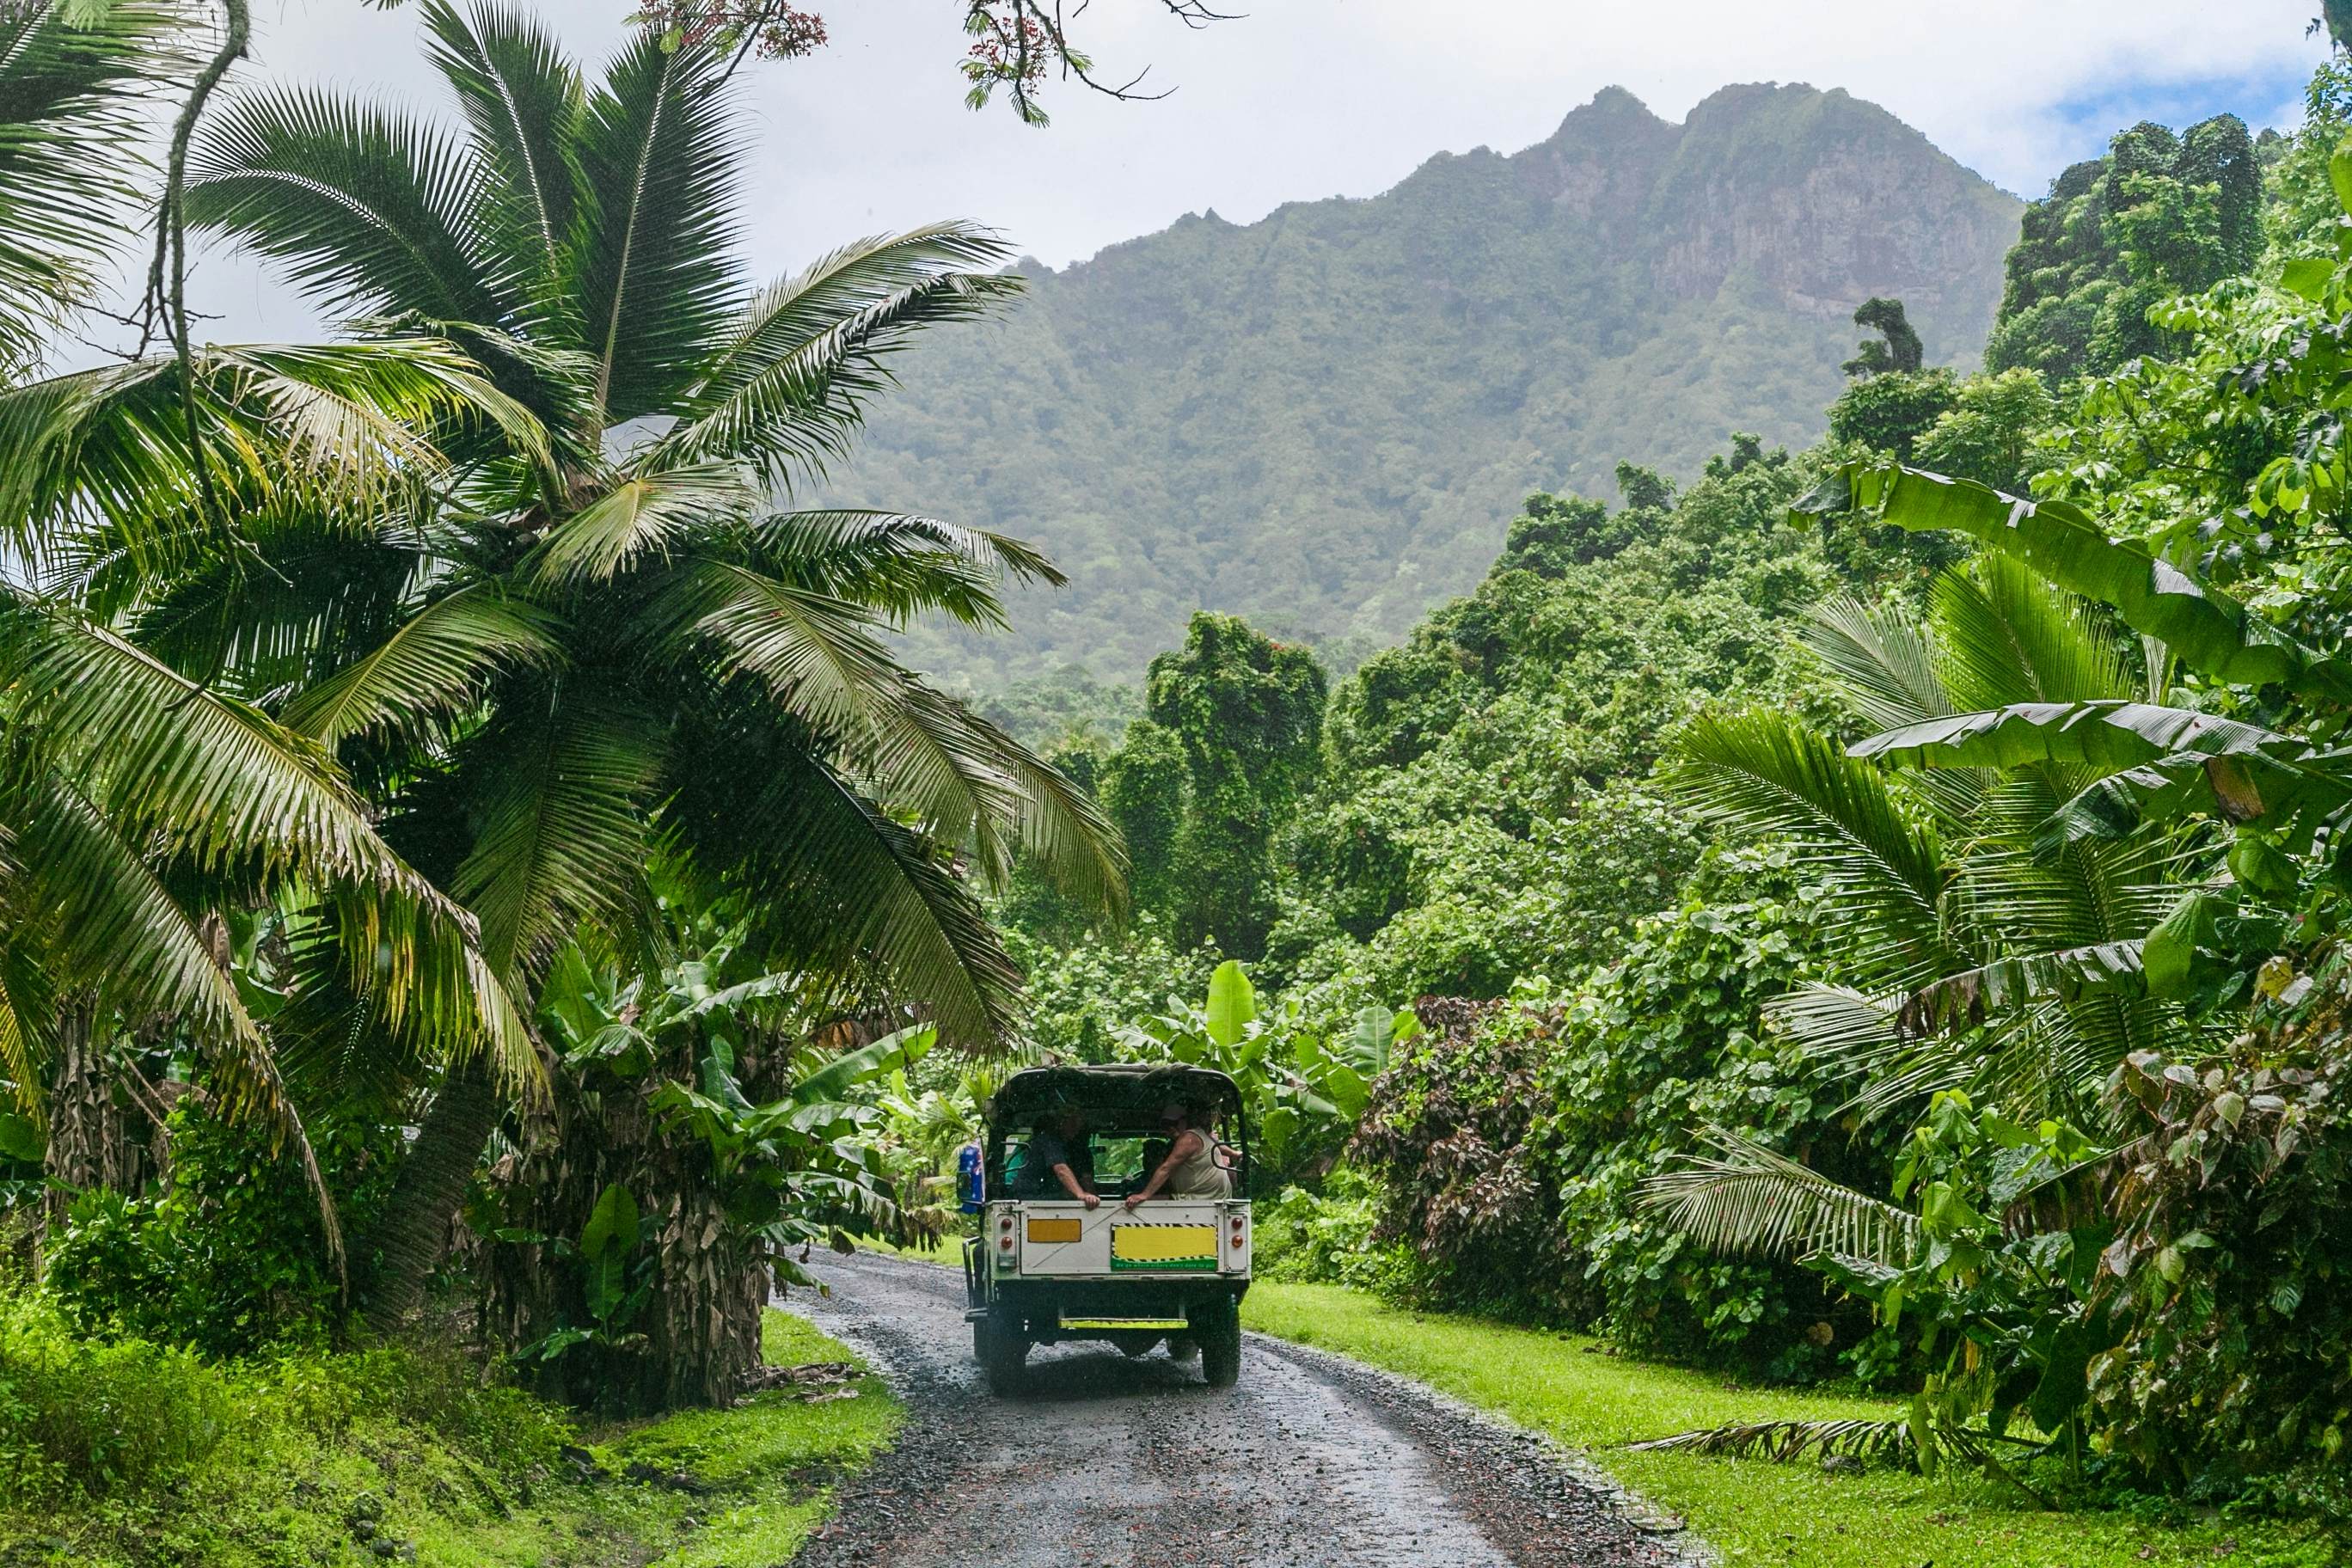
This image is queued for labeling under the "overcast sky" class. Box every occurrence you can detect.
[172,0,2329,342]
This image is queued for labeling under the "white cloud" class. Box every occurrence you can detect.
[179,0,2331,343]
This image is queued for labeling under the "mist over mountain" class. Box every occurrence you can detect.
[832,82,2023,687]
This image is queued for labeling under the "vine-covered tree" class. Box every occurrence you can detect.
[1985,114,2260,380]
[1105,614,1326,958]
[1841,297,1925,378]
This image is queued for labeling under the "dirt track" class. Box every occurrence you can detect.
[782,1249,1706,1568]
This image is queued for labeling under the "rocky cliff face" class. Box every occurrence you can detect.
[828,83,2023,688]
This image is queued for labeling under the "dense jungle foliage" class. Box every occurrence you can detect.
[991,55,2352,1525]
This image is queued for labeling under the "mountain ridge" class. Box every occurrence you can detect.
[831,81,2023,687]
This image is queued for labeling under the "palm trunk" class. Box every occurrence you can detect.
[43,1007,150,1232]
[362,1056,500,1335]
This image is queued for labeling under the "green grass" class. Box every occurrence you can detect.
[1243,1283,2335,1568]
[1,1304,897,1568]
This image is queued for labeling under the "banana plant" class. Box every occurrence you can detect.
[514,1182,653,1362]
[530,921,942,1270]
[1797,454,2352,1024]
[1117,959,1418,1173]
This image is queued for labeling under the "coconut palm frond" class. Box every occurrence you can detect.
[1802,595,1950,732]
[1626,1418,1916,1466]
[1639,1127,1920,1267]
[417,0,584,299]
[0,0,175,373]
[185,84,499,327]
[1933,554,2133,714]
[447,688,664,984]
[1675,708,1957,987]
[652,225,1024,487]
[279,580,560,749]
[524,462,759,586]
[663,731,1028,1051]
[573,27,744,423]
[753,506,1065,627]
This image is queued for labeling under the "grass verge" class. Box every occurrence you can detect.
[1243,1282,2334,1568]
[0,1301,897,1568]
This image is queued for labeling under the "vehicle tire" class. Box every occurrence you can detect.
[979,1316,1027,1394]
[1199,1307,1240,1389]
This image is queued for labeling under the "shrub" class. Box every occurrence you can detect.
[1351,848,1899,1377]
[1251,1167,1418,1295]
[45,1092,401,1356]
[2089,984,2352,1515]
[0,1286,229,1501]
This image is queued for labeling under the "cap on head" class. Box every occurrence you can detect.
[1158,1099,1188,1126]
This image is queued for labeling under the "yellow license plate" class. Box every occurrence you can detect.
[1111,1223,1218,1271]
[1026,1217,1082,1244]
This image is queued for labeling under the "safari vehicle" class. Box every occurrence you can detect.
[962,1063,1251,1393]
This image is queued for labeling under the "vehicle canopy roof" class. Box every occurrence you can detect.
[986,1063,1244,1131]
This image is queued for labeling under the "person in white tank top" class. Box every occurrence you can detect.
[1124,1101,1232,1205]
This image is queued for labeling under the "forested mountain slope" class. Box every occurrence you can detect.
[836,82,2021,685]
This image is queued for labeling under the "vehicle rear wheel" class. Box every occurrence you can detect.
[1198,1306,1240,1389]
[979,1315,1028,1394]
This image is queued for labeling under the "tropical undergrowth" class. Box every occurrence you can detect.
[0,1292,893,1568]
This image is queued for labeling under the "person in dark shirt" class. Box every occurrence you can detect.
[957,1136,985,1213]
[1024,1107,1098,1207]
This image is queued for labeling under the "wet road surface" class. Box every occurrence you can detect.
[783,1250,1706,1568]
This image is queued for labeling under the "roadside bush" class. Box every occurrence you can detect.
[1251,1167,1418,1295]
[45,1093,402,1356]
[2089,980,2352,1515]
[0,1279,571,1512]
[1350,992,1579,1320]
[1351,848,1896,1377]
[0,1287,228,1500]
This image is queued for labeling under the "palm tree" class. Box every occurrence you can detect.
[169,0,1123,1331]
[1673,550,2212,1126]
[0,0,534,1261]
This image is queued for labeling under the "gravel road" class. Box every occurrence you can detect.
[783,1249,1706,1568]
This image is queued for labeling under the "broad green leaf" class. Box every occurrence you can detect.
[579,1180,639,1259]
[1897,940,2151,1034]
[793,1023,936,1105]
[1347,1003,1396,1076]
[2332,136,2352,218]
[0,1111,43,1163]
[2141,889,2220,999]
[1205,960,1255,1049]
[1852,701,2298,774]
[1798,463,2352,704]
[2281,256,2336,303]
